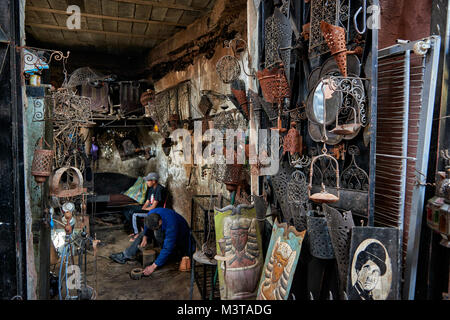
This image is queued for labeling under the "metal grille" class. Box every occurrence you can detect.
[264,8,292,78]
[309,0,339,58]
[374,53,410,229]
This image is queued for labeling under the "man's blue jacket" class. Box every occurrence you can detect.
[143,207,191,267]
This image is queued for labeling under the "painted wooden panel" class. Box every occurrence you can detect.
[347,227,400,300]
[257,220,306,300]
[214,204,263,300]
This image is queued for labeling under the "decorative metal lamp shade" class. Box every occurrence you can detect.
[223,164,243,192]
[320,21,348,77]
[306,210,335,259]
[31,138,54,184]
[283,122,303,156]
[256,65,291,105]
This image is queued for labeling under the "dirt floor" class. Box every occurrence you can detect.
[80,227,201,300]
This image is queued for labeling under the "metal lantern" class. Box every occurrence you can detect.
[306,210,335,259]
[256,64,291,106]
[223,164,243,192]
[283,121,303,156]
[31,138,54,184]
[308,147,340,204]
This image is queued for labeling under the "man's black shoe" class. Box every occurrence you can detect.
[110,252,128,264]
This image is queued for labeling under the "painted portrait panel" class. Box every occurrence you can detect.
[347,227,399,300]
[214,204,264,300]
[256,220,306,300]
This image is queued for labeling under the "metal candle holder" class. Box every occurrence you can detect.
[308,147,340,204]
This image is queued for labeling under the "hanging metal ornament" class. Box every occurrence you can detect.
[308,146,340,204]
[257,64,291,106]
[287,170,308,205]
[216,55,241,84]
[309,0,340,58]
[320,21,360,78]
[231,80,249,120]
[323,204,355,299]
[264,8,293,80]
[272,164,293,224]
[216,39,242,84]
[283,121,303,167]
[306,210,335,259]
[340,145,369,191]
[31,138,54,184]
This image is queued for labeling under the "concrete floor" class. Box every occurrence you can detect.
[82,227,200,300]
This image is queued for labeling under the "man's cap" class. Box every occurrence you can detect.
[144,172,159,181]
[357,242,387,276]
[145,213,161,230]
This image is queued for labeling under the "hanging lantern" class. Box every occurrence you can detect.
[256,64,291,105]
[31,138,54,184]
[223,164,243,192]
[308,147,340,204]
[283,121,303,156]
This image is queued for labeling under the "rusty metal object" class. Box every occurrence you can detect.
[256,65,291,105]
[231,80,249,120]
[320,21,348,77]
[169,113,179,130]
[130,268,144,280]
[50,166,86,198]
[323,204,355,299]
[31,138,54,184]
[216,55,241,84]
[265,8,292,79]
[140,89,155,107]
[223,164,243,192]
[308,147,340,204]
[283,122,303,156]
[306,210,335,259]
[302,23,311,41]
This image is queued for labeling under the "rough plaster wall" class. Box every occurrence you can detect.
[379,0,432,49]
[21,0,38,300]
[148,10,248,223]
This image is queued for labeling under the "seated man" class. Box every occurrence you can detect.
[110,207,193,276]
[123,172,166,239]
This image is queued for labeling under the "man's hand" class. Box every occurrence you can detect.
[143,263,157,276]
[140,235,148,248]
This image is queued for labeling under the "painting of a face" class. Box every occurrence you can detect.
[271,251,288,283]
[230,228,248,252]
[349,231,397,300]
[357,259,381,291]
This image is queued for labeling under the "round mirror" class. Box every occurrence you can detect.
[306,78,341,125]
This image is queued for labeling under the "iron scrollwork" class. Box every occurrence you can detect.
[340,145,369,191]
[328,76,368,126]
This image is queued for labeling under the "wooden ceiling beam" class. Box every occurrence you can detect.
[26,23,166,40]
[26,5,187,28]
[114,0,207,12]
